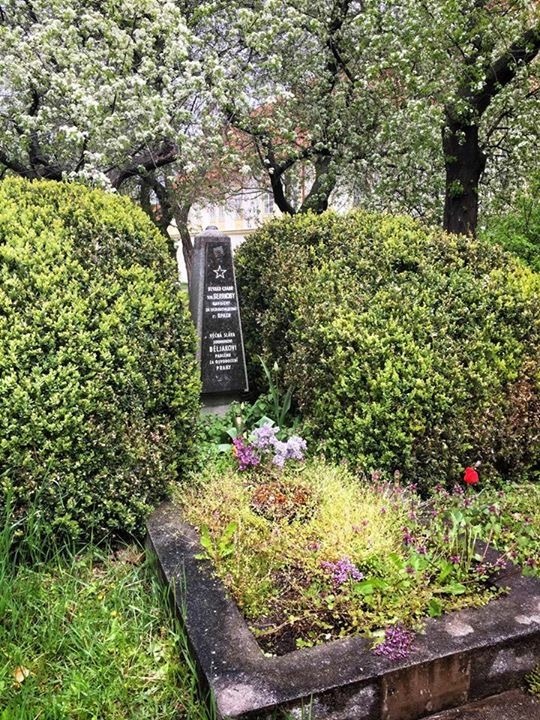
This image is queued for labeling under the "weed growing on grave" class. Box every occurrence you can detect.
[430,481,540,577]
[177,460,504,655]
[527,665,540,695]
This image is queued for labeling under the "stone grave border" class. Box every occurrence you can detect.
[147,502,540,720]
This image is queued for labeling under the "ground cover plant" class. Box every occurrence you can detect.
[0,178,200,544]
[431,480,540,577]
[178,432,508,656]
[0,501,214,720]
[236,211,540,491]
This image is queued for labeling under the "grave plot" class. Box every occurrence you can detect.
[147,500,540,720]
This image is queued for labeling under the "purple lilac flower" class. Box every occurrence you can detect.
[374,625,415,661]
[321,557,364,586]
[235,425,308,470]
[272,452,286,468]
[285,435,307,461]
[251,423,280,450]
[232,437,260,471]
[270,439,288,467]
[271,435,307,466]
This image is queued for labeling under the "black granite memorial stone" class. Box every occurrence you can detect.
[190,227,249,396]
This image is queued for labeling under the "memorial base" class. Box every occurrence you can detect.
[201,393,244,416]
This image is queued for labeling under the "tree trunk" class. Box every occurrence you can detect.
[299,155,336,214]
[442,120,486,236]
[171,202,194,288]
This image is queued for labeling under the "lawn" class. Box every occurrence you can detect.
[0,518,214,720]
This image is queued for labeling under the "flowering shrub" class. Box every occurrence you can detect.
[232,423,307,472]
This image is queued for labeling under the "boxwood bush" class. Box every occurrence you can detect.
[236,211,540,489]
[0,178,200,542]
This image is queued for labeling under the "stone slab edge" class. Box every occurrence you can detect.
[146,502,540,720]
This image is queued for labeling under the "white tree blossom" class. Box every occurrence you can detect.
[0,0,221,187]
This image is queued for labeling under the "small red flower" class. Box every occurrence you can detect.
[463,467,479,485]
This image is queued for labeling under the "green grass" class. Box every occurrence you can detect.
[0,504,214,720]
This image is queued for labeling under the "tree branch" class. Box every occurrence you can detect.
[299,155,336,213]
[0,148,34,176]
[474,24,540,116]
[256,136,297,214]
[107,139,178,189]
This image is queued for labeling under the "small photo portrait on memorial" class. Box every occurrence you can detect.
[210,243,225,266]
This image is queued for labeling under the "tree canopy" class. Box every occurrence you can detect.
[0,0,538,249]
[0,0,218,187]
[216,0,540,233]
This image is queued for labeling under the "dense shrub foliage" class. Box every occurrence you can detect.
[236,211,540,489]
[482,188,540,272]
[0,178,200,542]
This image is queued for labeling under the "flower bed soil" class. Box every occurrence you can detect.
[147,502,540,720]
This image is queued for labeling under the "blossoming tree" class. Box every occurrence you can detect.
[0,0,537,258]
[0,0,233,275]
[397,0,540,235]
[211,0,539,234]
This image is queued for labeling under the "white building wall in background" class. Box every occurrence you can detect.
[171,190,278,283]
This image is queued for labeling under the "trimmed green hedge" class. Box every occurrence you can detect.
[0,178,200,542]
[236,211,540,489]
